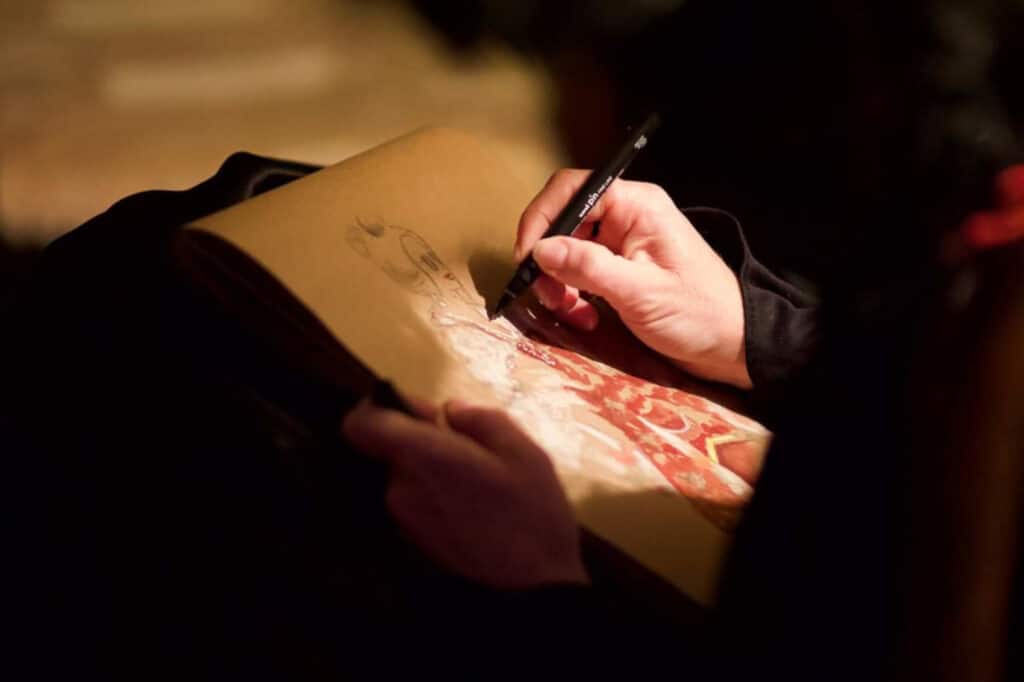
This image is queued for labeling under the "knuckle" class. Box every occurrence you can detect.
[639,182,672,205]
[550,168,586,191]
[551,168,574,185]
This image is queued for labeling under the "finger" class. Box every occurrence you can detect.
[531,236,665,309]
[531,274,578,312]
[516,173,677,260]
[531,276,599,330]
[443,401,548,463]
[342,401,484,469]
[515,169,602,261]
[553,297,600,331]
[531,276,598,330]
[401,393,441,422]
[585,181,682,255]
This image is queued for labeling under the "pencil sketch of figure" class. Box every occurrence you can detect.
[345,220,476,307]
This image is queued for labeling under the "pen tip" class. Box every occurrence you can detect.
[490,293,513,320]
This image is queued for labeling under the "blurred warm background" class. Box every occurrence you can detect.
[0,0,565,249]
[3,0,1019,293]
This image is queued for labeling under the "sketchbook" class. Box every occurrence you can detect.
[178,128,771,605]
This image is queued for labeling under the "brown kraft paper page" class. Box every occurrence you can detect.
[187,127,771,604]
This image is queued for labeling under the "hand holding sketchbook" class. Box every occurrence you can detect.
[179,128,771,604]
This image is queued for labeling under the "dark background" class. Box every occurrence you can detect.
[411,0,1024,282]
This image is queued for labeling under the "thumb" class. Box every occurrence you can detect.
[532,237,654,308]
[443,400,543,462]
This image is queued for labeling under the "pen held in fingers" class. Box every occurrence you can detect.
[491,113,660,318]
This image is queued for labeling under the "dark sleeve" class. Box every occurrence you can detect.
[683,207,819,403]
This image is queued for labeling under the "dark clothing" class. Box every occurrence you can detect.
[685,206,819,416]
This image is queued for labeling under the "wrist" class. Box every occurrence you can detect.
[671,353,752,389]
[670,267,752,388]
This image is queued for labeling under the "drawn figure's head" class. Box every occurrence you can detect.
[346,220,475,306]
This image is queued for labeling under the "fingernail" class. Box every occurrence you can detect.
[533,239,567,269]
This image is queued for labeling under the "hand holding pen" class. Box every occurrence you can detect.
[492,113,662,318]
[510,120,754,389]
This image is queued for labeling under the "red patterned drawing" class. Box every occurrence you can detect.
[435,295,770,531]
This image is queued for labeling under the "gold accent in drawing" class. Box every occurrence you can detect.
[705,434,745,466]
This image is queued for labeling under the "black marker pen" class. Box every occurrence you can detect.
[490,112,661,319]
